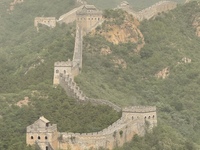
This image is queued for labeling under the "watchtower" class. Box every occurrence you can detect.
[122,106,157,131]
[26,116,58,150]
[76,5,103,34]
[53,60,73,85]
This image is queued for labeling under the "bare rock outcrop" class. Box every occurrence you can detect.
[101,46,112,55]
[155,67,170,79]
[16,97,30,107]
[112,57,127,69]
[8,0,24,11]
[93,12,145,52]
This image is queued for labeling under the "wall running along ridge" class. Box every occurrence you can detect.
[27,4,158,150]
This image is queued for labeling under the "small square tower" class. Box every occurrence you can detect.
[76,5,103,34]
[26,116,58,150]
[53,60,73,85]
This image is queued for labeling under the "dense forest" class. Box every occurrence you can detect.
[0,0,200,150]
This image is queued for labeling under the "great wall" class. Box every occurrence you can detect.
[118,1,177,21]
[33,1,178,29]
[23,1,173,150]
[27,106,157,150]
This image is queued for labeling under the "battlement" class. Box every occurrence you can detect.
[54,60,73,67]
[119,1,177,21]
[123,106,156,113]
[76,5,103,34]
[34,17,56,28]
[31,107,156,150]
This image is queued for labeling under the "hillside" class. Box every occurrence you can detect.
[0,0,200,150]
[76,1,200,149]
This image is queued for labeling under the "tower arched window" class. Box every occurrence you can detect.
[45,136,48,140]
[56,70,59,73]
[38,136,41,140]
[31,136,34,139]
[64,70,66,74]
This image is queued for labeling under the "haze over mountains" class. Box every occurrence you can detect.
[0,0,200,149]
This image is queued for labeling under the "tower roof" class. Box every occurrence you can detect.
[39,116,50,123]
[77,5,102,15]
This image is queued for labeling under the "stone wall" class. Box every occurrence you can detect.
[34,17,56,28]
[120,1,177,21]
[73,27,83,68]
[59,74,121,112]
[58,5,84,24]
[59,119,140,150]
[27,107,157,150]
[47,4,158,150]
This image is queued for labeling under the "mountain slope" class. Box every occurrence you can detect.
[75,1,200,149]
[0,0,200,150]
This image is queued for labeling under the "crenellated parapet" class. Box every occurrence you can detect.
[123,106,156,113]
[59,74,86,101]
[119,1,177,21]
[34,17,56,28]
[27,106,157,150]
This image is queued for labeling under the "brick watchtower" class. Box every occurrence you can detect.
[76,5,103,34]
[26,116,58,150]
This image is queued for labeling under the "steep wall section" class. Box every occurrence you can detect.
[73,27,83,68]
[59,74,121,112]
